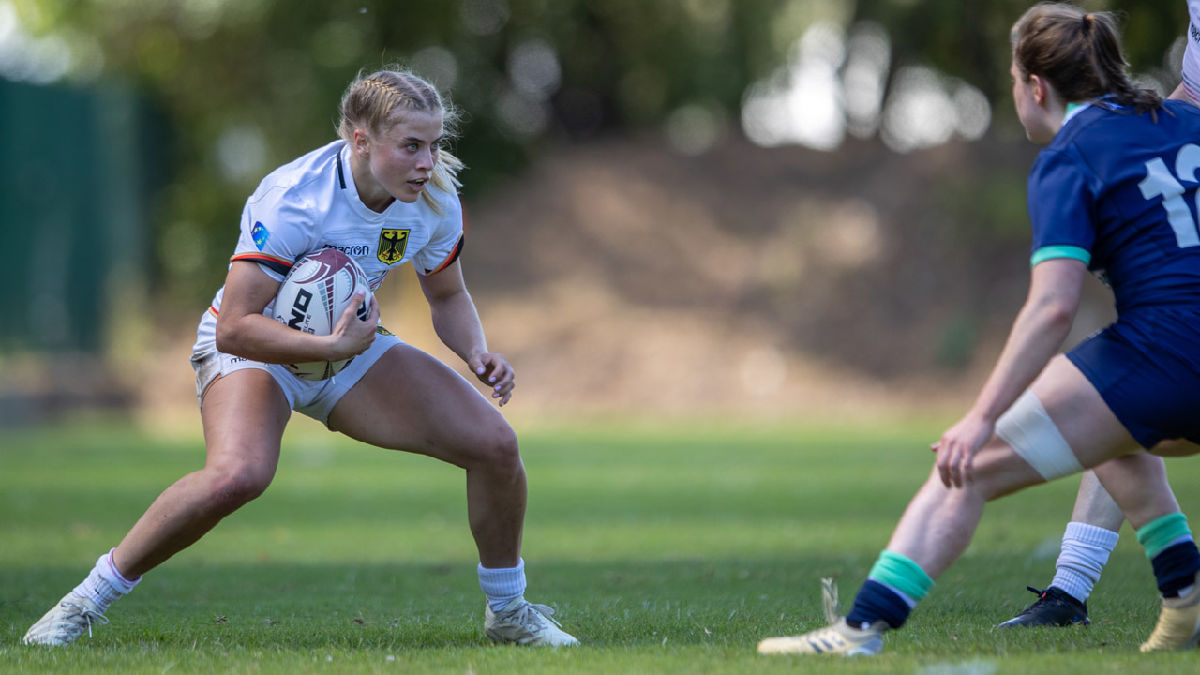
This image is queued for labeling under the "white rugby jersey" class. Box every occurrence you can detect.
[203,140,464,321]
[1185,0,1200,104]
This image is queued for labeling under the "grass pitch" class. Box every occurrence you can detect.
[2,415,1199,673]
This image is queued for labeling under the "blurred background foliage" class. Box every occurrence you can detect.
[3,0,1184,303]
[0,0,1191,423]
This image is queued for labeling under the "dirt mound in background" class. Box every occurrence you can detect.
[442,133,1114,421]
[136,133,1119,430]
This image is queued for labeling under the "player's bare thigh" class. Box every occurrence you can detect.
[967,355,1139,501]
[327,343,515,466]
[199,368,291,478]
[1027,354,1139,468]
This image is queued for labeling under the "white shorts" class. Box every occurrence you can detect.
[190,309,402,424]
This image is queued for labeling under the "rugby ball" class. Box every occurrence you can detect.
[272,247,372,380]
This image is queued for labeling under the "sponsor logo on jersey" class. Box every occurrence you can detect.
[251,221,270,250]
[333,243,371,257]
[378,228,411,263]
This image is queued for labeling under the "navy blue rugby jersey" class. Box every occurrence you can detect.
[1027,99,1200,313]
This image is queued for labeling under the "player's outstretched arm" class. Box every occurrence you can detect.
[933,258,1087,487]
[417,260,515,405]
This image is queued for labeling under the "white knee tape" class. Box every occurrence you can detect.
[995,390,1083,480]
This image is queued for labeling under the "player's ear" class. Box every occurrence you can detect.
[1029,74,1049,106]
[352,128,371,156]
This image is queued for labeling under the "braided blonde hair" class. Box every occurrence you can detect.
[337,69,465,212]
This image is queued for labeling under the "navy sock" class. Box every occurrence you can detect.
[1151,541,1200,597]
[845,579,911,629]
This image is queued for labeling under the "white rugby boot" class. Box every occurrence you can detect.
[484,597,579,646]
[757,619,887,656]
[22,593,110,646]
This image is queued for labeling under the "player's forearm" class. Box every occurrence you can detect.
[968,296,1075,423]
[216,313,346,364]
[428,291,490,364]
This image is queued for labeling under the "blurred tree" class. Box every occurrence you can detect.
[7,0,797,301]
[852,0,1186,122]
[4,0,1188,304]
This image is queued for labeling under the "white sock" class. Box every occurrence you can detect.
[1050,522,1119,603]
[478,559,526,611]
[71,549,141,612]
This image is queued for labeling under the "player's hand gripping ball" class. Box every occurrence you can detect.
[272,247,372,380]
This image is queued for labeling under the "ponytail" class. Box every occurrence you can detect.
[1012,3,1161,115]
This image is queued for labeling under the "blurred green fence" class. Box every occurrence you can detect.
[0,78,163,355]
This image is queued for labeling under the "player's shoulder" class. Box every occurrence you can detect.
[248,141,344,213]
[1051,102,1183,158]
[1055,103,1123,141]
[1163,98,1200,123]
[1028,120,1100,196]
[422,182,463,219]
[407,183,464,235]
[1034,125,1086,172]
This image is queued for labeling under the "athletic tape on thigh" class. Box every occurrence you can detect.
[994,389,1083,480]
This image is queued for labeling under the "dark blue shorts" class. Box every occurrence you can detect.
[1067,308,1200,448]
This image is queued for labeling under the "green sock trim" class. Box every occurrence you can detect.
[1136,513,1191,559]
[868,550,935,602]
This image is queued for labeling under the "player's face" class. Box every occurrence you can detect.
[355,111,445,209]
[1010,60,1054,144]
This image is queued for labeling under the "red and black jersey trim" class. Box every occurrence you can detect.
[426,234,465,275]
[425,197,467,275]
[231,252,293,277]
[336,151,347,189]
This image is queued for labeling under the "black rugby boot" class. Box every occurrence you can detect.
[997,586,1089,628]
